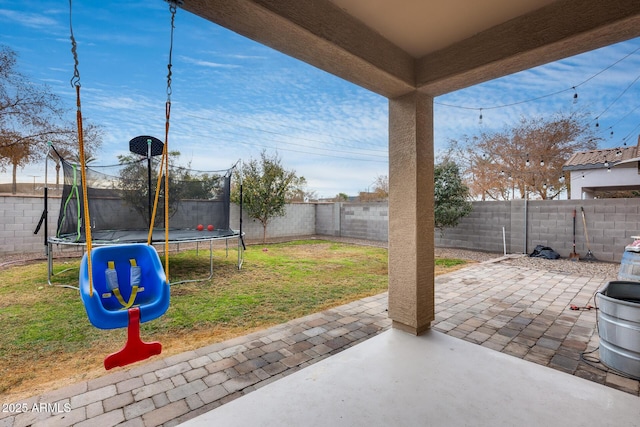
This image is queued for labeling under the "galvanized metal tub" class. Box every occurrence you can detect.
[618,250,640,282]
[596,281,640,378]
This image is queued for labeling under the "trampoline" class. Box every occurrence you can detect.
[45,145,244,288]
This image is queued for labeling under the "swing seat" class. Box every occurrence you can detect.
[80,244,170,330]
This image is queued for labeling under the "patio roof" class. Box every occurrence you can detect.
[181,0,640,98]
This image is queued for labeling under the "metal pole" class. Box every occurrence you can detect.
[147,139,152,227]
[524,184,528,254]
[502,226,506,256]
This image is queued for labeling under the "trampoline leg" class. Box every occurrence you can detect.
[104,307,162,370]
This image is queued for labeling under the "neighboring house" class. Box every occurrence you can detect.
[562,135,640,199]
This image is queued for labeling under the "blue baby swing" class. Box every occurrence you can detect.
[70,0,180,370]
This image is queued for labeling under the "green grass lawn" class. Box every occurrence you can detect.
[0,239,468,398]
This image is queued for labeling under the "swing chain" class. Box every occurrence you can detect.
[166,0,182,101]
[69,0,81,88]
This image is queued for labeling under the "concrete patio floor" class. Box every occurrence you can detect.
[181,329,640,427]
[2,260,639,426]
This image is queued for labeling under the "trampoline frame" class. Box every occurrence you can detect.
[41,145,246,289]
[47,230,244,289]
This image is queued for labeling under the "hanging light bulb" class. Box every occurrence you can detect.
[540,159,544,167]
[604,158,609,168]
[595,118,599,128]
[478,108,483,125]
[543,182,547,190]
[525,154,530,167]
[572,87,578,104]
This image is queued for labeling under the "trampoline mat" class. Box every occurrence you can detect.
[51,228,240,245]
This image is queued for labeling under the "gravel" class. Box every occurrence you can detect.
[330,236,621,281]
[435,247,619,281]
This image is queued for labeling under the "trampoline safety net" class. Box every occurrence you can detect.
[54,154,234,244]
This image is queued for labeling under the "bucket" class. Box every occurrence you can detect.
[596,281,640,378]
[618,250,640,282]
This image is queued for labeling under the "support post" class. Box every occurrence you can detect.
[387,91,435,335]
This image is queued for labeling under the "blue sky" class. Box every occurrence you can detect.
[1,0,640,198]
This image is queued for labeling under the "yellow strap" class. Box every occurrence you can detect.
[108,261,115,269]
[76,85,94,297]
[112,288,130,308]
[105,260,140,309]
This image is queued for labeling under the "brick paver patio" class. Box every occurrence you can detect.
[1,260,637,427]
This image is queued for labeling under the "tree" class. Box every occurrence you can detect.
[372,174,389,197]
[286,176,317,202]
[0,45,103,193]
[449,111,598,200]
[115,151,214,227]
[359,174,388,201]
[434,160,473,231]
[231,150,301,243]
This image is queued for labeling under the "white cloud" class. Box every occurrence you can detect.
[179,56,240,69]
[0,9,59,29]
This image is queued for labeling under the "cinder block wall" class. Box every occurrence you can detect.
[229,203,316,242]
[433,199,640,262]
[340,202,388,241]
[1,195,59,255]
[315,203,340,236]
[435,201,512,253]
[3,195,640,262]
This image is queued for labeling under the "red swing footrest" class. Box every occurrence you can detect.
[104,307,162,370]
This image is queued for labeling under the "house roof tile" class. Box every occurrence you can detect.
[562,136,640,171]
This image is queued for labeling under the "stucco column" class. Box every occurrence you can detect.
[388,91,435,335]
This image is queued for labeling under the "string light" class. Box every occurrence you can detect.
[525,155,530,167]
[540,159,544,167]
[434,45,640,129]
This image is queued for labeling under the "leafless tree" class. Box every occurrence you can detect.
[448,112,598,200]
[0,45,103,193]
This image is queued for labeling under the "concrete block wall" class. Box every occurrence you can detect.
[435,199,640,262]
[229,203,316,242]
[340,202,388,241]
[3,194,640,262]
[435,201,512,254]
[315,203,340,236]
[0,195,59,256]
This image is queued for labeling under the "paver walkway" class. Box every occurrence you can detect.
[2,261,638,427]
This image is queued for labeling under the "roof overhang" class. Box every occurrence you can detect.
[181,0,640,98]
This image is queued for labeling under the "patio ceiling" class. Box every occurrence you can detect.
[182,0,640,98]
